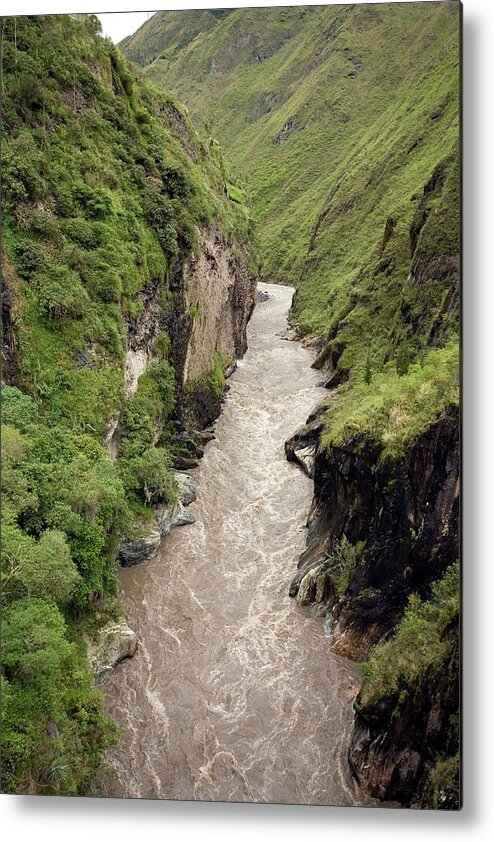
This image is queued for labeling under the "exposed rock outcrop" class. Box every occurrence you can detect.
[173,470,199,505]
[349,636,460,807]
[118,470,198,566]
[288,403,460,806]
[284,418,323,478]
[88,621,138,685]
[290,405,459,657]
[182,230,256,384]
[118,525,162,567]
[104,229,256,458]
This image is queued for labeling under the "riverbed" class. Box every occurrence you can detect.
[104,283,375,807]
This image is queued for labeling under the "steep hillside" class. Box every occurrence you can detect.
[120,8,233,67]
[0,14,255,794]
[125,3,461,809]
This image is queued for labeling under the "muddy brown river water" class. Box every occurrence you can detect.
[104,283,376,807]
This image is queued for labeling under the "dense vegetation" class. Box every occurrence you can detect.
[0,4,460,805]
[124,3,461,808]
[356,561,460,808]
[0,13,251,794]
[125,2,460,444]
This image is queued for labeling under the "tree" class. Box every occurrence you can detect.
[2,598,74,697]
[1,386,38,431]
[2,526,80,606]
[396,340,411,377]
[132,447,177,505]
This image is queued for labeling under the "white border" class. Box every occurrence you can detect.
[1,1,493,839]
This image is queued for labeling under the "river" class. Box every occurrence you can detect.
[104,283,375,807]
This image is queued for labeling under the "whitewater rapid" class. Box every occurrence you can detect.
[104,283,375,807]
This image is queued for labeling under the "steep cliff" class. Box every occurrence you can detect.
[122,2,460,316]
[287,386,460,808]
[0,14,255,795]
[122,3,461,809]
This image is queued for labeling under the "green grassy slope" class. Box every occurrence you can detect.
[0,13,250,795]
[120,8,233,67]
[124,4,461,807]
[125,0,460,450]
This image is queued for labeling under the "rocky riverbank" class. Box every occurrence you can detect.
[287,401,460,807]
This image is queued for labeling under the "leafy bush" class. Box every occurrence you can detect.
[142,187,178,257]
[12,239,47,279]
[1,143,45,208]
[72,182,113,219]
[9,72,45,115]
[358,562,460,706]
[120,395,154,460]
[423,754,460,810]
[149,358,175,413]
[1,386,38,430]
[60,217,102,249]
[35,264,89,321]
[396,340,411,377]
[130,447,177,505]
[2,597,74,702]
[330,536,366,595]
[1,597,116,794]
[162,165,193,200]
[2,527,81,606]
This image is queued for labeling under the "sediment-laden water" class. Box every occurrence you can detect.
[104,283,375,806]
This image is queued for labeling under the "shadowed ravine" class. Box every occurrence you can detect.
[104,283,376,806]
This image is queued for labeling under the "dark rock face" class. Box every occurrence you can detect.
[288,404,460,805]
[290,405,459,655]
[285,418,323,478]
[349,639,459,807]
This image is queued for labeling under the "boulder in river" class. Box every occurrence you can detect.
[88,621,138,685]
[119,524,162,567]
[155,500,195,536]
[118,483,196,566]
[174,470,199,505]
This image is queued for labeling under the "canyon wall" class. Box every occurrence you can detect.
[287,405,460,807]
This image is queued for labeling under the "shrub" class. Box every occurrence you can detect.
[358,562,460,706]
[75,252,122,303]
[130,447,177,505]
[27,209,62,244]
[423,754,460,810]
[60,217,102,249]
[12,239,47,280]
[1,386,38,430]
[142,187,178,257]
[72,182,113,219]
[331,536,366,595]
[9,73,45,115]
[396,340,411,377]
[1,595,117,794]
[152,331,171,359]
[1,144,45,208]
[4,528,81,606]
[162,165,193,200]
[149,358,175,415]
[120,396,154,460]
[35,264,89,321]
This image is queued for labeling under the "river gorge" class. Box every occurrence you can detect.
[104,284,375,807]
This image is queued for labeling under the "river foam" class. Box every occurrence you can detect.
[104,283,376,807]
